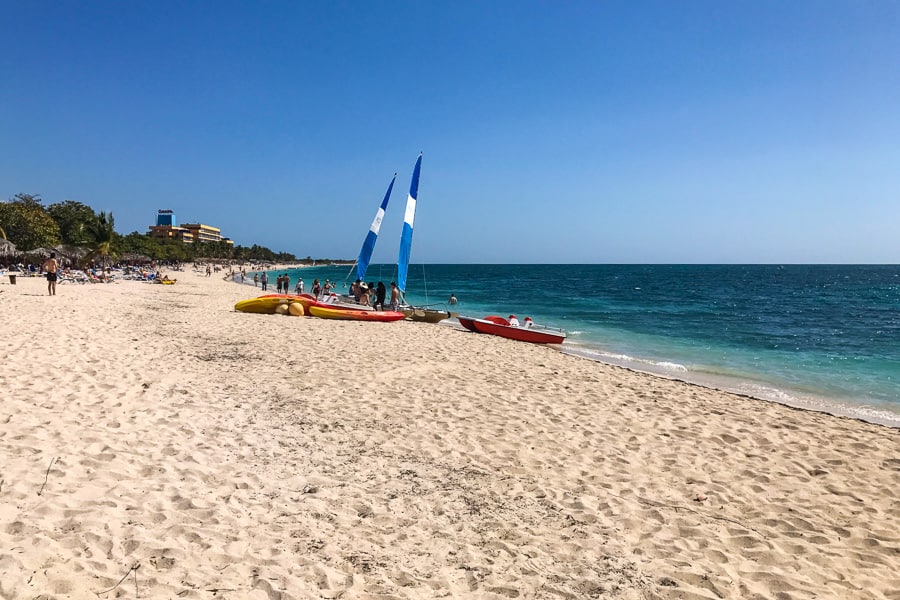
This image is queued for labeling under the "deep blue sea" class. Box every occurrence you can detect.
[266,264,900,427]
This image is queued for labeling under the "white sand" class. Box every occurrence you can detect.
[1,269,898,599]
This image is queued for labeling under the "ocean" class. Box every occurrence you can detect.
[261,264,900,427]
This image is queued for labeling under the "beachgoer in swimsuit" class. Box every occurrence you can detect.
[389,282,400,311]
[43,252,59,296]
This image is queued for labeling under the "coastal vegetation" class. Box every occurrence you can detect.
[0,193,315,264]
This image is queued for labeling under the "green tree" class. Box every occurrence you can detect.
[47,200,98,245]
[0,194,62,250]
[118,231,152,256]
[82,211,116,267]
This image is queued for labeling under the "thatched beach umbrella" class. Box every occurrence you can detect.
[120,252,152,263]
[23,246,55,258]
[0,239,17,258]
[53,244,90,265]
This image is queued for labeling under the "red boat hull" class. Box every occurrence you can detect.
[458,315,566,344]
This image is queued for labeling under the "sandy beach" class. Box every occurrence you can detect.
[1,268,898,600]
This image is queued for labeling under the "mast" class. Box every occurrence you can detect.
[356,173,397,282]
[396,153,422,293]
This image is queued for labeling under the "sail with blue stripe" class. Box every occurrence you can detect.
[356,173,397,281]
[396,153,422,293]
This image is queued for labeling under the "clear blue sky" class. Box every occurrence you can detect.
[2,1,898,263]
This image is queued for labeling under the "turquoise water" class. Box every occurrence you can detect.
[264,264,900,427]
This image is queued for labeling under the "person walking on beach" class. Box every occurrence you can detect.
[42,252,59,296]
[260,271,268,291]
[312,279,321,299]
[253,273,258,287]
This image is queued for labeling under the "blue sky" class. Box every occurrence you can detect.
[2,1,898,263]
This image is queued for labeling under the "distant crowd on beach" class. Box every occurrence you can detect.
[231,270,407,312]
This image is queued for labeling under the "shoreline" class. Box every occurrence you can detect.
[250,264,900,430]
[227,273,900,429]
[4,268,896,598]
[557,343,900,429]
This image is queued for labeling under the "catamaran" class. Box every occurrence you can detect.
[396,153,452,323]
[356,173,396,282]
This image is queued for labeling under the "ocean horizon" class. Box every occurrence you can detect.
[248,263,900,428]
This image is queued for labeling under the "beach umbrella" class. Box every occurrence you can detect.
[23,247,55,259]
[53,244,89,262]
[49,244,90,267]
[0,239,17,258]
[120,252,152,263]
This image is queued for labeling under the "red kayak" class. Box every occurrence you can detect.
[457,315,566,344]
[308,305,406,322]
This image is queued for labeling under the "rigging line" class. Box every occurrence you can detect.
[344,261,357,282]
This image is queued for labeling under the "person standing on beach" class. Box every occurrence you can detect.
[283,274,290,294]
[312,279,321,299]
[260,271,268,291]
[42,252,59,296]
[358,283,370,306]
[295,278,303,294]
[389,282,400,311]
[375,281,386,310]
[253,273,258,287]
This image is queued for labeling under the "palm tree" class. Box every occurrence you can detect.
[82,211,116,268]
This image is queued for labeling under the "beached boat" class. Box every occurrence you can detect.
[307,305,406,322]
[395,153,452,324]
[400,306,452,323]
[457,316,481,332]
[458,315,567,344]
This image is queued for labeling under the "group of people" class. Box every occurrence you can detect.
[253,272,310,295]
[350,279,386,309]
[348,279,403,311]
[274,273,294,294]
[310,278,333,299]
[241,270,454,314]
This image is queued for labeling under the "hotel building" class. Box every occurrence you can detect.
[147,210,233,246]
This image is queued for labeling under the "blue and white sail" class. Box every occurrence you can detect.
[356,173,397,282]
[396,153,422,293]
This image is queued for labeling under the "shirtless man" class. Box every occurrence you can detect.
[389,282,400,311]
[42,252,59,296]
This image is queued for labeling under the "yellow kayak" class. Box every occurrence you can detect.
[234,296,293,314]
